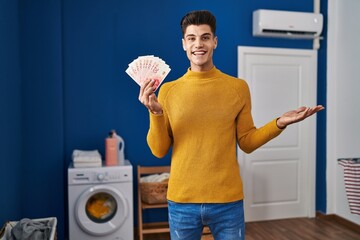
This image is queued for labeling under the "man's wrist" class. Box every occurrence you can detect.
[276,117,286,129]
[150,109,163,115]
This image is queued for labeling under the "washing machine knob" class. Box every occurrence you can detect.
[97,173,105,181]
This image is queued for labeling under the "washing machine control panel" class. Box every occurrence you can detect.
[68,164,133,185]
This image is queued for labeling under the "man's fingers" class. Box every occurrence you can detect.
[139,79,155,101]
[149,93,158,104]
[307,105,324,115]
[302,105,324,119]
[295,106,307,113]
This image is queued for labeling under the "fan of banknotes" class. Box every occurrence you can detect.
[126,55,171,91]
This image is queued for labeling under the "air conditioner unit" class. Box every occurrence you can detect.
[253,9,323,39]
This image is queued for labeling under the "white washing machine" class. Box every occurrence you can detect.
[68,160,133,240]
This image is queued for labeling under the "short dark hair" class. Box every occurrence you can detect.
[180,10,216,36]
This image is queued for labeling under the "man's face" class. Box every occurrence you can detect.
[182,24,218,72]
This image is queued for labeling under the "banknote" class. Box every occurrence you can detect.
[126,55,171,90]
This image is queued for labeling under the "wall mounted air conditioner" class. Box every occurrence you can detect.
[253,9,323,39]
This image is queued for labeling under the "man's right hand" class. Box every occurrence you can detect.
[138,79,163,115]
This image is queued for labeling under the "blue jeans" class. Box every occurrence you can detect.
[168,200,245,240]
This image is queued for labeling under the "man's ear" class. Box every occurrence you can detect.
[214,36,218,49]
[182,38,186,51]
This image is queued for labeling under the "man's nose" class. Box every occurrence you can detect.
[195,38,204,47]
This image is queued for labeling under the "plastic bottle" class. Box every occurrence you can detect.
[116,134,125,166]
[105,130,118,166]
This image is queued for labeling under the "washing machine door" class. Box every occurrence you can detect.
[75,185,128,236]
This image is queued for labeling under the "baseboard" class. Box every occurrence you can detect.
[316,212,360,234]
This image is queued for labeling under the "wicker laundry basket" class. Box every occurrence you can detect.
[140,181,168,204]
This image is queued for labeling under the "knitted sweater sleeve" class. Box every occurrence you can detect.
[146,85,173,158]
[236,80,283,153]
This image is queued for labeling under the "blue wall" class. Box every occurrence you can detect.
[316,1,328,214]
[0,0,22,223]
[18,0,65,234]
[0,0,327,239]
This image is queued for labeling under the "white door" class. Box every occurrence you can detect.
[237,46,317,222]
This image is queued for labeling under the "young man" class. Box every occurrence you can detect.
[139,10,324,240]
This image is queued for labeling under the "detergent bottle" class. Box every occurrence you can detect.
[105,130,125,166]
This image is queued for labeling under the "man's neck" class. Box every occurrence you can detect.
[190,63,214,72]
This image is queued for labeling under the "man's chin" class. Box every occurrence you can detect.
[190,58,207,66]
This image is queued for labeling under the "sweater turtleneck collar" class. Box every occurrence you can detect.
[184,66,219,80]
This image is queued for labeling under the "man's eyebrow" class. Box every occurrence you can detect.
[185,33,212,38]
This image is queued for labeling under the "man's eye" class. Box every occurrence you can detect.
[202,36,210,40]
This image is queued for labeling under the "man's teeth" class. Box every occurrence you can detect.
[193,51,206,55]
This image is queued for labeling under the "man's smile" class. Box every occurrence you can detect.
[192,50,207,56]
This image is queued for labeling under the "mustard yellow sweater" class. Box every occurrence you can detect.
[147,67,283,203]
